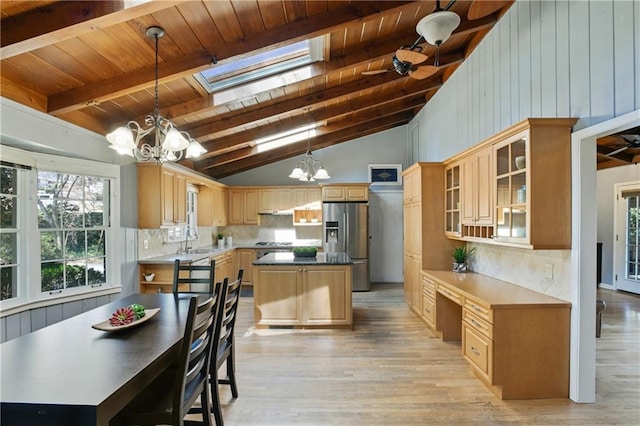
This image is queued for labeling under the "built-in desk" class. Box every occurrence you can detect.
[422,270,571,400]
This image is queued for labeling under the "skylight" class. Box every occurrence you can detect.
[255,123,318,154]
[195,36,324,98]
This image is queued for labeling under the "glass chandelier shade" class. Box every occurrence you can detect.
[288,152,330,182]
[105,26,206,163]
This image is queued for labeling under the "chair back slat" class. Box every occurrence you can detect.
[172,258,216,294]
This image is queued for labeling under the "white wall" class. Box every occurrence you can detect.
[410,0,640,299]
[219,126,409,186]
[596,164,640,286]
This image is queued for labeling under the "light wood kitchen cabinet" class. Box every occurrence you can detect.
[211,251,235,283]
[259,188,293,214]
[237,249,256,285]
[461,146,493,230]
[253,264,352,327]
[212,185,227,226]
[293,187,322,225]
[137,164,187,228]
[491,118,577,248]
[423,270,570,400]
[401,163,451,316]
[228,188,258,225]
[444,118,576,248]
[320,183,369,202]
[138,262,175,294]
[197,183,227,227]
[444,163,461,237]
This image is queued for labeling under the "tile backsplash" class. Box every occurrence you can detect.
[137,215,322,259]
[468,243,571,301]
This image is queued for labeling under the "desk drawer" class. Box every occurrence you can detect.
[465,298,492,323]
[422,279,436,299]
[437,284,463,304]
[463,323,492,382]
[422,295,435,327]
[463,308,493,339]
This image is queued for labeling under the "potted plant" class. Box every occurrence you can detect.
[217,232,225,247]
[452,245,476,273]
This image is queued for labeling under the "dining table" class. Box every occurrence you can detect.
[1,293,200,426]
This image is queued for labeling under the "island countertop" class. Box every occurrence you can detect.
[253,252,351,266]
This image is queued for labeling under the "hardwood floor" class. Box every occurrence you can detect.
[211,284,639,425]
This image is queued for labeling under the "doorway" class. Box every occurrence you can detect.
[572,109,640,403]
[613,181,640,294]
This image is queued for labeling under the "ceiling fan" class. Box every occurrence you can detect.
[362,1,460,80]
[604,134,640,157]
[362,0,512,80]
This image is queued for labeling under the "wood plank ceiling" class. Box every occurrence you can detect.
[1,0,518,179]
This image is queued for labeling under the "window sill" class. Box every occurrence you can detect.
[0,285,123,318]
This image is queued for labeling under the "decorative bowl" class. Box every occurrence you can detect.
[143,273,155,282]
[293,247,317,258]
[515,156,526,170]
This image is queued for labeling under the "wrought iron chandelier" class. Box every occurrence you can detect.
[288,111,330,182]
[106,26,206,163]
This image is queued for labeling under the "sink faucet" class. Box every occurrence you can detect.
[179,226,196,254]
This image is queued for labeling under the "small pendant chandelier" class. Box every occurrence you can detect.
[106,26,206,163]
[288,110,330,182]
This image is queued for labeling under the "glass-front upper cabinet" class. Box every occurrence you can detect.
[494,133,528,241]
[444,163,461,236]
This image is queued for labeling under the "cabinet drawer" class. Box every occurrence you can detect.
[437,284,463,305]
[463,323,492,381]
[465,298,492,323]
[463,308,493,339]
[422,295,435,326]
[421,274,436,298]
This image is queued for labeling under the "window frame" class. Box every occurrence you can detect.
[0,146,121,316]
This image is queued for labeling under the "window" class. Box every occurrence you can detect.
[0,146,121,314]
[0,165,19,301]
[37,171,110,293]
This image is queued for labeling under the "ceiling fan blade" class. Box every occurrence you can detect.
[409,65,439,80]
[395,49,427,65]
[468,0,511,20]
[362,69,390,75]
[605,146,629,157]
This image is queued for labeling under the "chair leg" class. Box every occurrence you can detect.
[227,349,239,398]
[210,368,224,426]
[201,382,213,426]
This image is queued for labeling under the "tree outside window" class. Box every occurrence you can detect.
[37,171,109,293]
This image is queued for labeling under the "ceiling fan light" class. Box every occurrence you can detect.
[162,127,189,151]
[416,11,460,46]
[106,126,136,150]
[185,139,207,158]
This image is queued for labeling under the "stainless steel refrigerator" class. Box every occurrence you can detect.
[322,202,370,291]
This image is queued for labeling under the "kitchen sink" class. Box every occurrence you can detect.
[187,249,214,254]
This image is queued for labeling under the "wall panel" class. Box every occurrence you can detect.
[590,0,615,123]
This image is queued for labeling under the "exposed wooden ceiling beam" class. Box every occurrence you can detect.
[596,145,635,163]
[45,1,416,115]
[204,111,413,178]
[198,92,431,156]
[0,1,182,59]
[198,96,426,167]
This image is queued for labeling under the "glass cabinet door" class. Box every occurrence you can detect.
[445,164,460,235]
[495,136,527,240]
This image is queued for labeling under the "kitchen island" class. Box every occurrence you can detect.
[252,252,352,328]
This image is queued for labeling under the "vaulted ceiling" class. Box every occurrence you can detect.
[1,0,516,179]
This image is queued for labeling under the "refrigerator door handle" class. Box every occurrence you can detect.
[344,212,348,250]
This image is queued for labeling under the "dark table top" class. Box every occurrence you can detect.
[253,252,352,266]
[0,293,199,426]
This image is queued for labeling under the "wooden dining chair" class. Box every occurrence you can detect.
[211,269,244,425]
[173,258,216,294]
[110,282,227,426]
